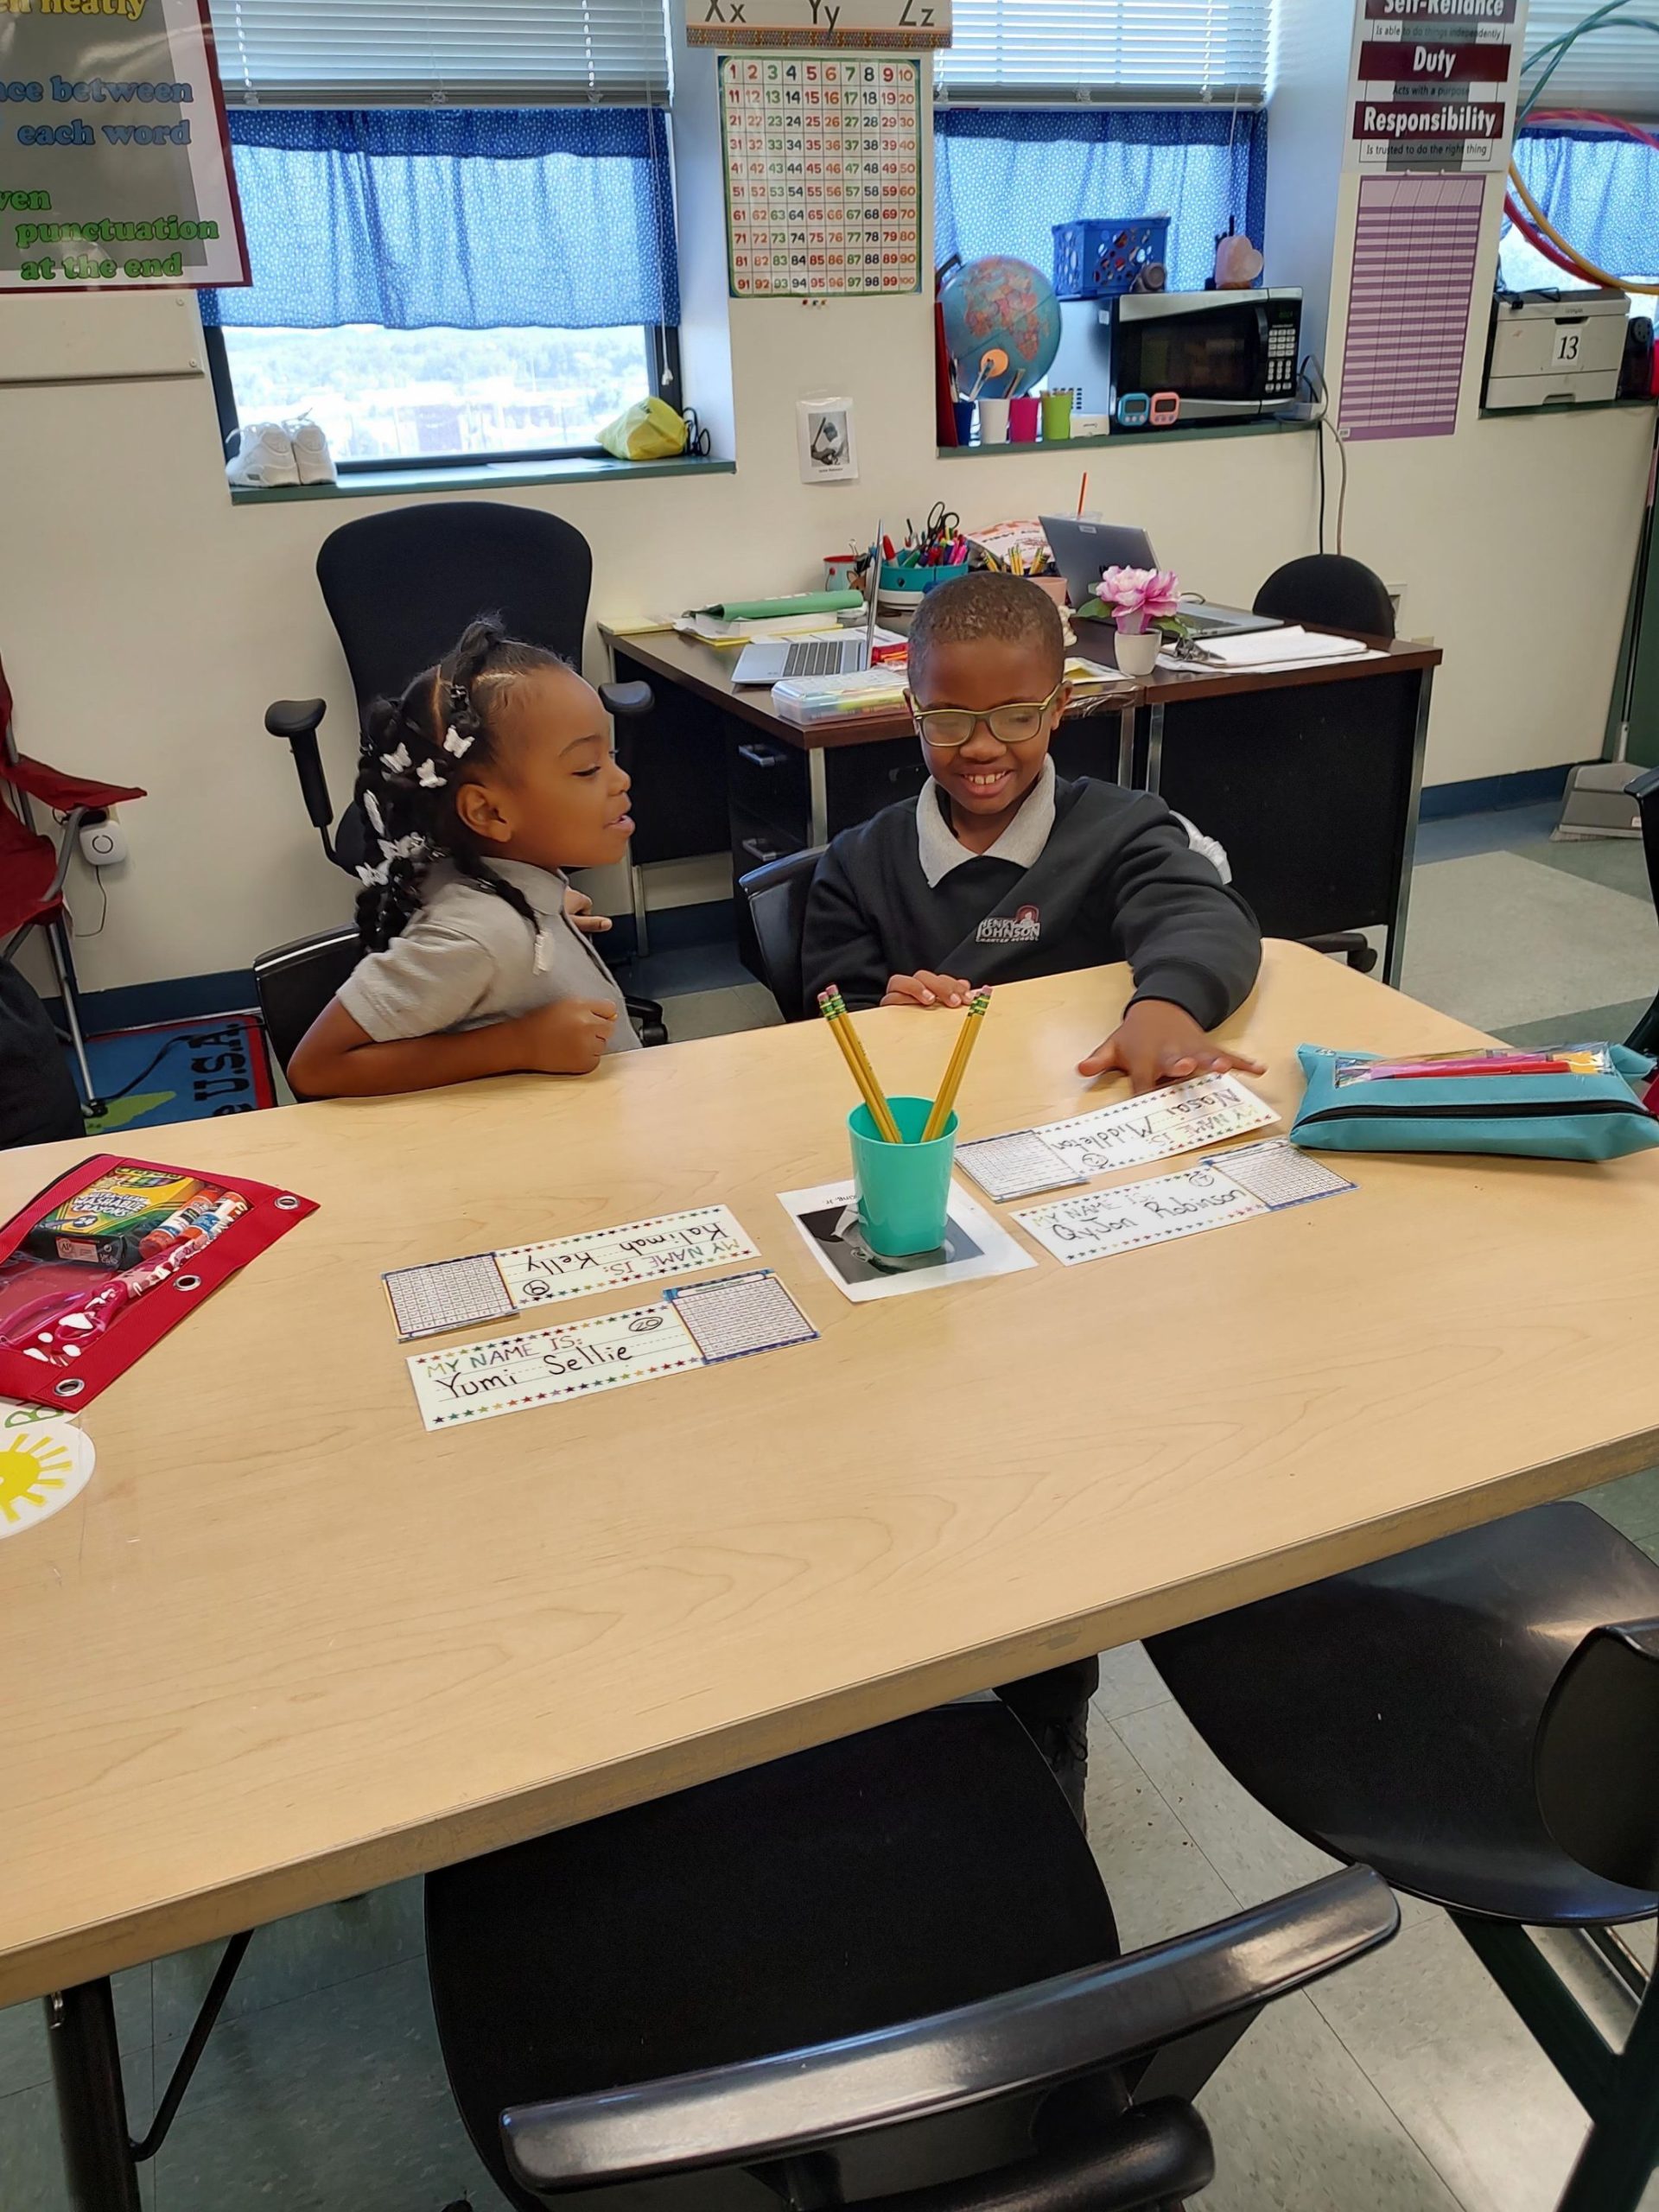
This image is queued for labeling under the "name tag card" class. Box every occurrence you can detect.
[1037,1074,1278,1183]
[498,1207,761,1309]
[1014,1140,1352,1267]
[410,1305,704,1430]
[385,1207,761,1338]
[958,1074,1275,1204]
[1016,1164,1268,1265]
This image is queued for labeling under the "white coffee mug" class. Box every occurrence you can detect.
[977,397,1011,445]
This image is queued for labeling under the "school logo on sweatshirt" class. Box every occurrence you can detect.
[976,904,1041,946]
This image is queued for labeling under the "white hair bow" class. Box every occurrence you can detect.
[363,791,385,834]
[355,859,391,887]
[380,742,411,774]
[379,832,427,861]
[442,724,474,758]
[416,759,445,789]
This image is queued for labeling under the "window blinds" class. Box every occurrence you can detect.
[1518,3,1659,123]
[206,0,672,108]
[936,0,1272,105]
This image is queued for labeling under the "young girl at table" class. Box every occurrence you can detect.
[289,617,638,1098]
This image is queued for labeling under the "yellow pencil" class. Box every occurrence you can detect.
[819,989,902,1142]
[922,989,992,1143]
[830,993,904,1144]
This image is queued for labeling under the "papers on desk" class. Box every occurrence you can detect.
[383,1206,760,1338]
[1157,626,1383,677]
[778,1179,1034,1302]
[1013,1141,1353,1268]
[957,1073,1277,1204]
[675,612,870,645]
[407,1269,817,1429]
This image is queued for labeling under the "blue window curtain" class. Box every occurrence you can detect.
[1500,126,1659,292]
[202,107,679,330]
[934,109,1268,292]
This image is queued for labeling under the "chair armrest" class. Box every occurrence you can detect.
[1628,766,1659,804]
[503,1866,1397,2193]
[264,700,334,836]
[264,698,327,741]
[599,680,654,719]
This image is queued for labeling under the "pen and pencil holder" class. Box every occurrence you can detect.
[1008,397,1040,443]
[952,399,976,446]
[849,1098,958,1256]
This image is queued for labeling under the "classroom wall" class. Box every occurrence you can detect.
[0,35,1650,1000]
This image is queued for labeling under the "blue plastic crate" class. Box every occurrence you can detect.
[1052,217,1170,302]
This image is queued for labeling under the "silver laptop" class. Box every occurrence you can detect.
[1039,517,1281,640]
[733,527,881,686]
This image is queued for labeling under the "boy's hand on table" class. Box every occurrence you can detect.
[518,998,618,1075]
[563,887,613,935]
[1077,1000,1266,1097]
[881,971,977,1009]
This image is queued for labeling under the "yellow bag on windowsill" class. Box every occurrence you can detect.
[598,397,690,461]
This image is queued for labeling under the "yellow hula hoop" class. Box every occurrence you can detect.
[1507,159,1659,293]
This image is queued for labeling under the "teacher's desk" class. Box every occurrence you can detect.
[602,625,1441,988]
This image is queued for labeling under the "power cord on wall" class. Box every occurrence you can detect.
[1297,353,1349,558]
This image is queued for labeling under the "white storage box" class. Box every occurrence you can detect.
[1484,288,1628,409]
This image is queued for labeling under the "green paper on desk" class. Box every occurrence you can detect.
[694,590,864,620]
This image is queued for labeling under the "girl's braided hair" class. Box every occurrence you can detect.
[352,614,563,954]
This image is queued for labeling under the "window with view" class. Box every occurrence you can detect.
[932,0,1271,299]
[200,2,679,473]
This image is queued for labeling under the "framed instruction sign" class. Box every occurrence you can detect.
[720,52,921,297]
[0,0,247,293]
[691,0,949,48]
[1345,0,1523,175]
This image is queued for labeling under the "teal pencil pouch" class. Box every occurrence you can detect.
[1289,1044,1659,1163]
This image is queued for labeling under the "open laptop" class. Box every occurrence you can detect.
[733,527,881,686]
[1039,517,1281,641]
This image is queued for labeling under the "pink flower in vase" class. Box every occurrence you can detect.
[1098,565,1181,633]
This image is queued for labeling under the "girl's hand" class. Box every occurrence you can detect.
[518,998,619,1075]
[880,971,976,1009]
[1078,1000,1265,1096]
[563,887,613,936]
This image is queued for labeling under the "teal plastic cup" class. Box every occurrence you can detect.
[849,1096,958,1257]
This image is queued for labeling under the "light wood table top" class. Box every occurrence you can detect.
[3,942,1657,2006]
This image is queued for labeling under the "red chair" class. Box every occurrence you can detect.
[0,657,144,1110]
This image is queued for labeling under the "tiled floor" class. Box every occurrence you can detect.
[6,806,1658,2211]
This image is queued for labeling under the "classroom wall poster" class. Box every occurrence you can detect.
[0,0,248,293]
[720,51,921,297]
[690,0,949,48]
[1338,172,1488,440]
[1344,0,1528,175]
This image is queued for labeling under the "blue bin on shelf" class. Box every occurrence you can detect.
[1052,217,1170,302]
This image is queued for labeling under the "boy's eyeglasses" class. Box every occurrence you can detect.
[906,683,1065,751]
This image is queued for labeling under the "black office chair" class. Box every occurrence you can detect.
[737,846,825,1022]
[1630,764,1659,1058]
[253,918,667,1092]
[428,1700,1398,2212]
[1147,1501,1659,2212]
[252,926,360,1095]
[1249,555,1397,977]
[1253,555,1396,641]
[260,501,663,1041]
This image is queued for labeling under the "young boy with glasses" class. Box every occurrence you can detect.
[801,571,1264,1821]
[802,571,1262,1096]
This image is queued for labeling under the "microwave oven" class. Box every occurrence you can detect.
[1047,288,1303,426]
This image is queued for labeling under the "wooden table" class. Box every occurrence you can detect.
[602,626,1441,985]
[8,944,1656,2206]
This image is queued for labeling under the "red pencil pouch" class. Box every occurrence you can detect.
[0,1154,316,1409]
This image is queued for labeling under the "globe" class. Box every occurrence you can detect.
[941,256,1063,401]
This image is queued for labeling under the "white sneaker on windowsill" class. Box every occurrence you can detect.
[289,419,338,485]
[226,422,300,488]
